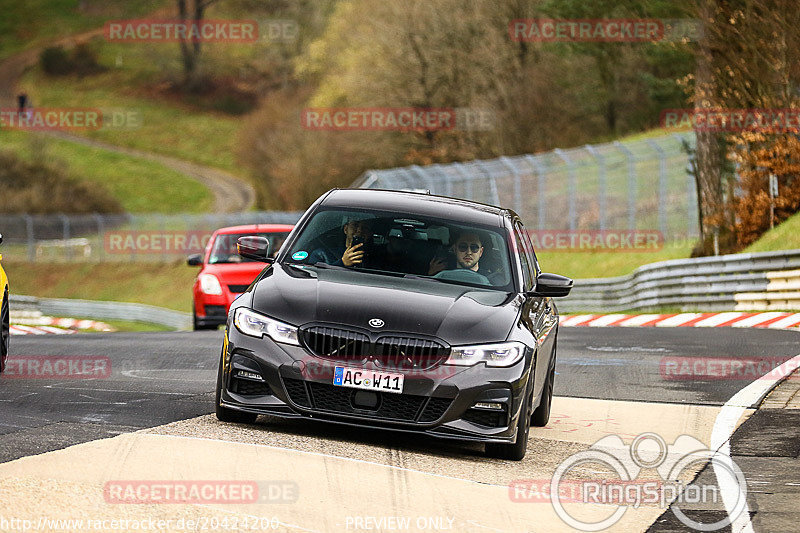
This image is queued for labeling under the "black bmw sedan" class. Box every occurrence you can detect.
[215,188,572,460]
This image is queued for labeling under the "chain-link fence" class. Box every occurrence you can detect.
[355,132,697,241]
[0,132,696,262]
[0,211,302,263]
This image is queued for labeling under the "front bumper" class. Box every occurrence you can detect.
[219,327,532,444]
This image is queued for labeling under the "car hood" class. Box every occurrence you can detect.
[250,264,522,345]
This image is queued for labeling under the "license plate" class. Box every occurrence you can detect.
[333,366,404,394]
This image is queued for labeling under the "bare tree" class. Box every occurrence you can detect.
[177,0,220,89]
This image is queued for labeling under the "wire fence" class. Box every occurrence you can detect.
[356,132,698,241]
[0,132,696,262]
[0,211,302,263]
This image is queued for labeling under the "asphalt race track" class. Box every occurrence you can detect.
[1,327,799,532]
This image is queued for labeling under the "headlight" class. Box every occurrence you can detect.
[233,308,299,345]
[199,273,223,295]
[446,341,527,367]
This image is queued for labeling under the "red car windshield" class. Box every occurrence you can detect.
[208,232,289,264]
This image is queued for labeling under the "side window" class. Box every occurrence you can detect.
[520,226,541,276]
[513,225,534,291]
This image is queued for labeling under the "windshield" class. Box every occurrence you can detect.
[208,232,289,264]
[285,208,514,291]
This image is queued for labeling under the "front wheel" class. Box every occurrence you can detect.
[531,362,555,427]
[485,389,532,461]
[215,349,258,424]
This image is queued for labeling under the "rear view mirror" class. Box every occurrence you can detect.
[187,253,202,266]
[529,273,573,297]
[237,236,271,262]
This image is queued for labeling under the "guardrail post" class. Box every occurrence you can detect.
[614,141,637,230]
[452,163,472,200]
[409,165,436,194]
[523,155,547,230]
[554,149,577,231]
[93,213,105,263]
[584,145,606,231]
[499,156,523,214]
[646,139,668,239]
[25,214,34,262]
[673,133,697,238]
[59,214,71,262]
[476,161,500,206]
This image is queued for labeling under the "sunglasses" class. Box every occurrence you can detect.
[457,243,481,253]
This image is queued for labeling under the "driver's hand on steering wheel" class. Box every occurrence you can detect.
[342,243,364,267]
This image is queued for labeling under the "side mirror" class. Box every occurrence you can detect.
[187,253,203,266]
[237,236,271,262]
[528,273,573,297]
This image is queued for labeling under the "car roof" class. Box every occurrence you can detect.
[320,189,511,228]
[214,224,294,235]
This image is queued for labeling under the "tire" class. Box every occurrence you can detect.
[485,388,532,461]
[193,308,216,331]
[531,362,554,427]
[215,348,258,424]
[1,292,9,374]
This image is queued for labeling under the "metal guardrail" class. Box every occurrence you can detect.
[735,269,800,311]
[559,249,800,313]
[10,295,192,330]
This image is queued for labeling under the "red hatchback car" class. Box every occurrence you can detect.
[188,224,293,330]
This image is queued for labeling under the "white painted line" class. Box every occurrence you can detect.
[710,351,800,533]
[615,314,664,327]
[767,313,800,329]
[693,312,746,328]
[654,313,703,327]
[730,312,786,328]
[586,314,628,327]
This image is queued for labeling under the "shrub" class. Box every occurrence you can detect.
[39,46,73,76]
[0,150,124,215]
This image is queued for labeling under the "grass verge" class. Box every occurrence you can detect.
[743,210,800,254]
[3,260,196,313]
[0,129,213,213]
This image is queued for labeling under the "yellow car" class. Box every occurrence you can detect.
[0,233,8,372]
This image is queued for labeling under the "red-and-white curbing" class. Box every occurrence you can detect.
[9,316,115,335]
[559,311,800,330]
